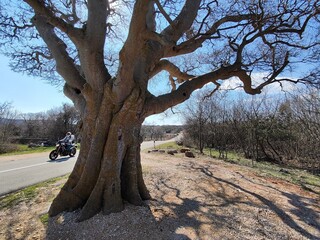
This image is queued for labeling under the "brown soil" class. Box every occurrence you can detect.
[0,152,319,240]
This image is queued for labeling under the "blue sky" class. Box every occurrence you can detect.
[0,55,72,113]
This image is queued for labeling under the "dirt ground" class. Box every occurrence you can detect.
[0,152,319,240]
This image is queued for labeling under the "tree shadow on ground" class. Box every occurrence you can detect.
[168,161,320,239]
[149,176,238,239]
[46,158,320,239]
[224,166,320,234]
[282,191,320,232]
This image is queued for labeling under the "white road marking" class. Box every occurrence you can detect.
[0,162,49,173]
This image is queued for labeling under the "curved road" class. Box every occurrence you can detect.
[0,138,178,196]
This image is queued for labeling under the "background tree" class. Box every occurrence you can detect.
[0,102,80,148]
[46,103,81,142]
[183,93,211,153]
[206,93,232,159]
[183,88,320,173]
[0,0,319,221]
[0,102,20,152]
[289,88,320,172]
[21,112,47,141]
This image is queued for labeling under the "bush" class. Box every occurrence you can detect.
[0,143,19,154]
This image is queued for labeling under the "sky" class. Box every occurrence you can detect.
[0,55,183,125]
[0,55,72,112]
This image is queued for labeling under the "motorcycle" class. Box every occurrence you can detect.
[49,141,77,160]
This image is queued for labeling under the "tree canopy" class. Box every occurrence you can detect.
[1,0,319,109]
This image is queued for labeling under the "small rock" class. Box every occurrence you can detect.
[185,151,195,158]
[180,148,190,153]
[279,169,290,174]
[167,150,175,155]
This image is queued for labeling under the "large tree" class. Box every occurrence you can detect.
[0,0,319,220]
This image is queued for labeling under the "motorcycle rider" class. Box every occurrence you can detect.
[49,132,76,160]
[59,132,75,151]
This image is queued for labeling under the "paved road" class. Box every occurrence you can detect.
[0,138,178,196]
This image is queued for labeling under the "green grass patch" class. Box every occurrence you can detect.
[0,144,53,156]
[203,148,243,161]
[39,213,49,226]
[0,186,38,210]
[257,165,320,187]
[154,141,181,150]
[0,175,67,210]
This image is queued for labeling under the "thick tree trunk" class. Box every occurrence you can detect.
[49,88,150,221]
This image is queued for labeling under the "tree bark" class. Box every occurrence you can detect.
[49,87,150,221]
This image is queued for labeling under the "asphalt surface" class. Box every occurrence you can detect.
[0,139,177,196]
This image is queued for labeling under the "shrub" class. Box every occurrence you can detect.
[0,143,19,154]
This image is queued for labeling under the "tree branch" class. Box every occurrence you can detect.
[161,0,201,42]
[253,52,290,90]
[165,14,255,57]
[233,70,262,95]
[154,0,174,27]
[32,15,86,91]
[23,0,84,43]
[126,0,155,39]
[144,62,270,117]
[86,0,107,50]
[149,59,194,81]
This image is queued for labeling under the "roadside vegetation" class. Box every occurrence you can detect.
[183,88,320,175]
[0,175,67,211]
[0,144,53,156]
[0,102,81,155]
[155,141,320,195]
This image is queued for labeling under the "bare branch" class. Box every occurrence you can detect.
[23,0,84,43]
[86,0,108,49]
[154,0,174,27]
[126,0,155,38]
[149,59,194,81]
[233,70,262,95]
[161,0,201,42]
[144,65,260,117]
[204,81,221,99]
[165,14,255,57]
[169,75,176,91]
